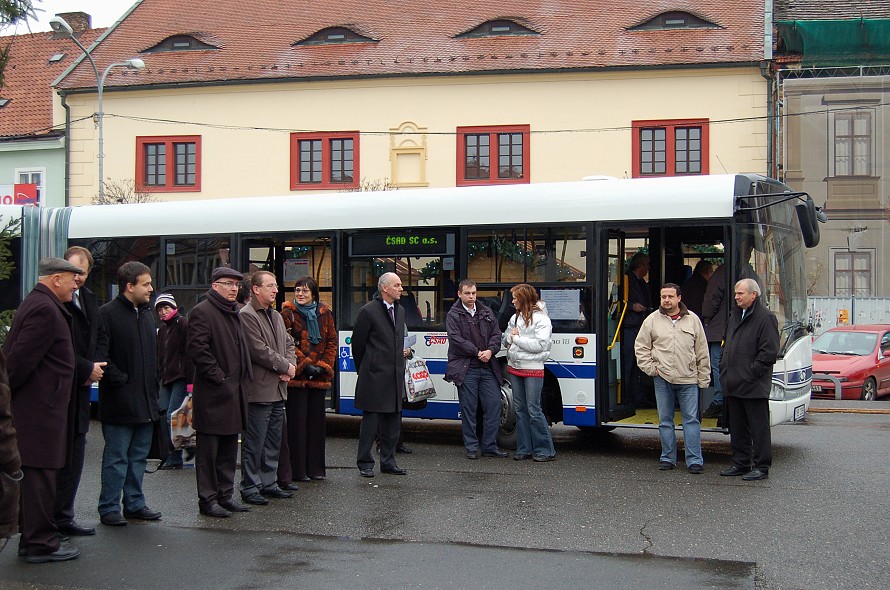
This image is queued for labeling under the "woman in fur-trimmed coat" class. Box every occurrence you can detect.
[278,276,337,482]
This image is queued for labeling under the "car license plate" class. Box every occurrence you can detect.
[793,404,806,421]
[811,385,822,392]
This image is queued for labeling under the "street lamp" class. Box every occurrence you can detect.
[49,16,146,200]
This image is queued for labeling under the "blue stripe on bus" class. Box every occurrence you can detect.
[339,397,461,420]
[349,359,596,380]
[562,406,598,427]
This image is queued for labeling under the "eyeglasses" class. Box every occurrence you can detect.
[214,281,239,288]
[294,287,312,294]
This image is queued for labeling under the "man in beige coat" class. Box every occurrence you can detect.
[635,283,710,474]
[239,271,296,505]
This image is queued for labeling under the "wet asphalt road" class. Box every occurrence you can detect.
[0,406,888,590]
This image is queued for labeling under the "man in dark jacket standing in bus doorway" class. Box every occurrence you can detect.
[719,278,779,481]
[97,261,161,526]
[4,257,83,562]
[352,272,409,478]
[188,267,252,517]
[445,279,506,460]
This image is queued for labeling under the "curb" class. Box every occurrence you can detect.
[808,407,890,415]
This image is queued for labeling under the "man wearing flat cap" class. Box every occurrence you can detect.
[187,267,253,517]
[2,257,83,562]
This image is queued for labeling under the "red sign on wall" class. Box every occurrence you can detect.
[0,183,39,205]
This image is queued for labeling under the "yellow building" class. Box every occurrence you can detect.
[53,0,770,205]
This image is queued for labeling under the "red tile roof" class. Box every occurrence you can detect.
[0,27,105,138]
[776,1,890,20]
[55,0,765,92]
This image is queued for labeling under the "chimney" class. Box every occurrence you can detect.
[51,12,93,38]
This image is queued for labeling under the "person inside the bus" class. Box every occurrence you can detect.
[634,283,710,474]
[623,252,654,409]
[702,264,728,420]
[681,260,714,318]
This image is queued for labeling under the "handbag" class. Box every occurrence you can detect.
[404,351,437,404]
[170,394,196,450]
[147,408,174,462]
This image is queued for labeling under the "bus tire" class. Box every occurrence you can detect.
[498,377,517,450]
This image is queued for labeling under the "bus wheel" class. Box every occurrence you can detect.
[498,378,517,450]
[861,377,877,401]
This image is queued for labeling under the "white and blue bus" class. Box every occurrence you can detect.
[0,174,821,443]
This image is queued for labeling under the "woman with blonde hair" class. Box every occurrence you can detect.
[503,284,555,462]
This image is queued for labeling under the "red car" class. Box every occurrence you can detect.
[811,325,890,400]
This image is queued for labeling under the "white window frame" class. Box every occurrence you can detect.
[14,166,46,204]
[830,247,875,297]
[827,107,877,178]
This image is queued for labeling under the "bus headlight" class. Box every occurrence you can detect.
[769,383,786,401]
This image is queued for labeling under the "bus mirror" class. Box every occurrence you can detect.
[795,197,822,248]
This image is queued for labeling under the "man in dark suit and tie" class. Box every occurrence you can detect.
[3,257,83,563]
[352,272,409,477]
[54,247,106,538]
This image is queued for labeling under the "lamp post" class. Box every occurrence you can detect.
[49,16,145,200]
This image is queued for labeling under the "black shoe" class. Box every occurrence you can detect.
[359,468,375,478]
[533,455,556,462]
[482,449,509,458]
[57,521,96,537]
[742,468,769,481]
[25,541,80,564]
[688,464,704,474]
[157,463,183,470]
[99,512,127,527]
[199,504,232,518]
[513,454,532,461]
[279,482,301,491]
[658,461,676,471]
[124,506,162,521]
[310,475,326,480]
[466,450,479,460]
[218,500,250,513]
[396,444,413,454]
[720,465,749,477]
[241,493,269,505]
[294,476,311,482]
[261,487,294,499]
[381,466,407,475]
[702,403,724,419]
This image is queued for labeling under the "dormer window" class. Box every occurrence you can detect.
[144,35,218,53]
[456,19,539,39]
[48,53,66,63]
[629,11,720,31]
[0,97,9,108]
[295,27,376,46]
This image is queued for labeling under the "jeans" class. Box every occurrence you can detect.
[709,343,723,405]
[653,376,703,467]
[98,421,153,516]
[159,379,189,466]
[508,373,555,458]
[458,366,502,453]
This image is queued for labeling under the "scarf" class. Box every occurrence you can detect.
[206,288,254,380]
[296,301,321,344]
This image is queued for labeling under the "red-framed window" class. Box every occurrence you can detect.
[289,132,360,190]
[136,135,201,192]
[456,125,530,186]
[631,119,709,177]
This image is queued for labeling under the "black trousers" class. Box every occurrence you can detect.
[726,396,772,471]
[195,432,239,510]
[53,430,86,526]
[280,387,327,481]
[357,411,400,471]
[20,466,60,555]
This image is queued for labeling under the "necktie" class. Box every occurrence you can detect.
[72,290,81,310]
[741,309,746,320]
[388,306,395,325]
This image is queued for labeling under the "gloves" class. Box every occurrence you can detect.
[303,365,323,378]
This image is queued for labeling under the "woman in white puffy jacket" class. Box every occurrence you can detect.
[502,284,556,462]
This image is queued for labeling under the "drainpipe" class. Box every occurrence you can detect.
[61,92,71,207]
[761,0,776,178]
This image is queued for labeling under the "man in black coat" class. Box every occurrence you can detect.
[187,267,252,517]
[352,272,409,477]
[623,252,654,409]
[719,278,779,481]
[53,246,106,537]
[3,257,83,562]
[96,262,161,526]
